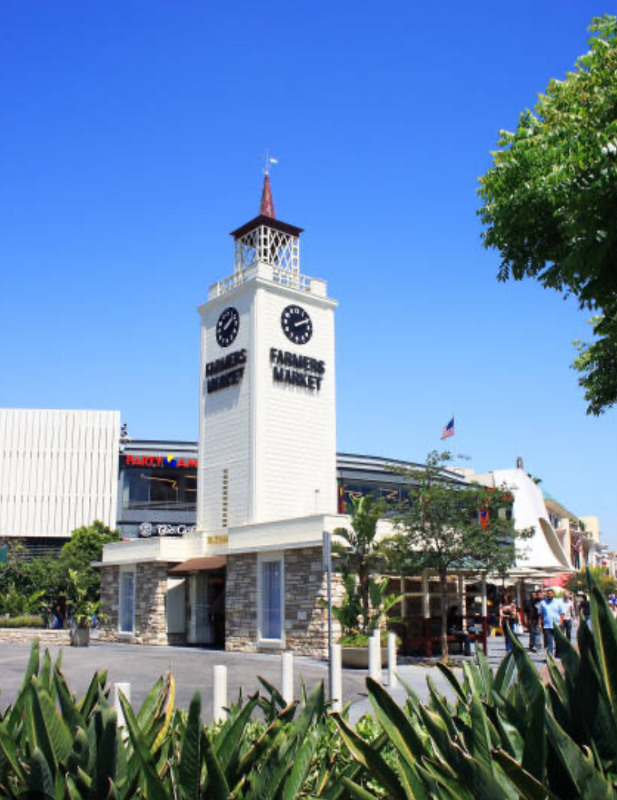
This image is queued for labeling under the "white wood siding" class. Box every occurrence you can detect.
[0,409,120,538]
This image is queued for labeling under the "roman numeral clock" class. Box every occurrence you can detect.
[196,178,338,536]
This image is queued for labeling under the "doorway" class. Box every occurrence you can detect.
[189,570,225,647]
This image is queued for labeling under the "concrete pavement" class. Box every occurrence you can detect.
[0,632,554,724]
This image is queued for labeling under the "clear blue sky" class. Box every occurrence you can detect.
[1,1,615,544]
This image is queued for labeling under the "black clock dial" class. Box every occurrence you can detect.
[216,307,240,347]
[281,305,313,345]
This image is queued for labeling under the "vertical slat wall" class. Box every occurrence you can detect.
[0,409,120,538]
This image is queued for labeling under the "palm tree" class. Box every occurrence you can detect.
[333,495,397,636]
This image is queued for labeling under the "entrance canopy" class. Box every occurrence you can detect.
[168,556,226,575]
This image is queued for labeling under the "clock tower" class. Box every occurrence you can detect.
[197,174,337,537]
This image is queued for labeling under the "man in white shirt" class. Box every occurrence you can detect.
[560,591,574,643]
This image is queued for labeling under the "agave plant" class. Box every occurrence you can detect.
[334,569,617,799]
[0,640,361,799]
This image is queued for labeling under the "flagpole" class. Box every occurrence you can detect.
[452,411,457,468]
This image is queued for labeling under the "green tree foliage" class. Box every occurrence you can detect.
[58,520,119,603]
[478,15,617,414]
[566,564,617,596]
[573,305,617,414]
[0,521,119,615]
[384,451,527,659]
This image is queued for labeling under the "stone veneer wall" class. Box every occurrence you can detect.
[100,563,179,646]
[0,629,70,645]
[226,546,343,658]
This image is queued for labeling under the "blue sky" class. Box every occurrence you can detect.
[1,1,615,544]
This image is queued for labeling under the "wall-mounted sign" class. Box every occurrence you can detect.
[139,522,196,538]
[270,348,325,391]
[125,455,198,469]
[206,349,247,394]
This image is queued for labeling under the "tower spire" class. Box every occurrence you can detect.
[260,173,275,219]
[260,151,277,218]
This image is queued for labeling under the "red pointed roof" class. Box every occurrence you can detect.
[260,174,275,218]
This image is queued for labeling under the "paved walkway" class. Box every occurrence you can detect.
[0,632,556,724]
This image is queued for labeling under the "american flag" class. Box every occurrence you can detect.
[440,417,455,440]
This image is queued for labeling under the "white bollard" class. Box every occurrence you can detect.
[281,652,294,704]
[369,631,381,682]
[213,665,228,723]
[113,682,131,729]
[331,643,342,713]
[388,632,399,688]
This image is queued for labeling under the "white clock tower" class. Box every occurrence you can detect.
[197,174,338,537]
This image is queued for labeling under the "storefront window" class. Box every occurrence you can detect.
[260,559,283,640]
[120,569,135,633]
[121,467,197,511]
[340,481,410,514]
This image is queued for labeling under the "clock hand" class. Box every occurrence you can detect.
[294,318,310,328]
[224,316,234,330]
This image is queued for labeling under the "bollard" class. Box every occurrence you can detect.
[331,643,342,713]
[113,682,131,730]
[387,632,399,688]
[281,652,294,704]
[369,631,381,682]
[213,665,228,723]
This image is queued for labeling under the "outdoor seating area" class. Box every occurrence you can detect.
[395,614,488,657]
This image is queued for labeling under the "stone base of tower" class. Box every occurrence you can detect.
[225,546,343,658]
[100,562,179,646]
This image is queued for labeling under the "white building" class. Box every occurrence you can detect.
[99,175,344,654]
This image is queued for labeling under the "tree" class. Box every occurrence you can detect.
[477,15,617,414]
[566,565,617,597]
[332,495,399,638]
[383,451,528,660]
[573,305,617,415]
[58,520,120,603]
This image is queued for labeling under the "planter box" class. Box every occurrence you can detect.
[341,646,388,669]
[70,627,90,647]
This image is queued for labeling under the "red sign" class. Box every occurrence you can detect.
[125,455,198,469]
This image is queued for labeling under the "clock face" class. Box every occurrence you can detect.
[281,305,313,345]
[216,307,240,347]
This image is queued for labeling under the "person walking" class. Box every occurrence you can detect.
[526,589,543,653]
[560,591,574,643]
[500,594,518,652]
[538,589,564,659]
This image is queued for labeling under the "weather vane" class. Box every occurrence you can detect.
[263,149,278,175]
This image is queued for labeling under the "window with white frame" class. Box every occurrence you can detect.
[119,567,136,633]
[259,554,284,643]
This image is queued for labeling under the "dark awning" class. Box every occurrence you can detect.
[168,556,227,575]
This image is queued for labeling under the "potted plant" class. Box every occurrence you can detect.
[68,569,105,647]
[331,495,401,667]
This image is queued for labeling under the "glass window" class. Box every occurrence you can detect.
[121,467,197,511]
[261,560,282,640]
[120,570,135,633]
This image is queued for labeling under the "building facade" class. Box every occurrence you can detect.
[99,176,343,655]
[0,408,119,555]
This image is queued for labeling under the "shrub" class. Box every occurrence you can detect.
[0,615,45,628]
[0,641,361,798]
[339,631,399,647]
